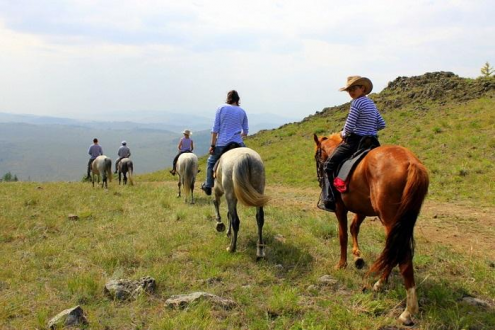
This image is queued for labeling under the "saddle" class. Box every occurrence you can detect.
[212,142,242,177]
[333,136,380,193]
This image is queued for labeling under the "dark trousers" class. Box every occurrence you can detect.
[87,159,95,177]
[172,150,192,170]
[324,134,362,176]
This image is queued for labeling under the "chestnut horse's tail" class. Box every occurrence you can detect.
[370,162,429,275]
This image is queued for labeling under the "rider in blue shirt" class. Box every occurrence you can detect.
[201,90,249,195]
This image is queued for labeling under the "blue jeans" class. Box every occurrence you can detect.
[204,142,245,188]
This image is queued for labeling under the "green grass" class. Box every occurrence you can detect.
[1,180,494,329]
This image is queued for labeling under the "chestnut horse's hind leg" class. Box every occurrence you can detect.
[350,213,366,269]
[398,254,418,326]
[335,207,349,269]
[256,206,265,259]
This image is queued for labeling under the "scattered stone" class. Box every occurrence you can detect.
[104,276,156,301]
[47,305,88,329]
[318,275,338,286]
[67,214,79,221]
[165,291,236,310]
[462,296,491,308]
[198,277,222,285]
[274,234,286,243]
[306,284,317,292]
[36,186,43,190]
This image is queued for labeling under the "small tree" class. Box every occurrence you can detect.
[1,172,19,182]
[480,62,494,77]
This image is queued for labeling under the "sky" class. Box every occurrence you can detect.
[0,0,494,122]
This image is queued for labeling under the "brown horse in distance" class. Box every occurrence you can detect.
[314,133,429,326]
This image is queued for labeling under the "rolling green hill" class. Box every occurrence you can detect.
[1,72,494,329]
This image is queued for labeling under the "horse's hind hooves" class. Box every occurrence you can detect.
[354,258,365,269]
[216,223,226,232]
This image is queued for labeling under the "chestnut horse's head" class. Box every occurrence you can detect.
[313,133,342,161]
[313,133,343,185]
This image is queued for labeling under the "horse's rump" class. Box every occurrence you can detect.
[92,155,112,184]
[178,153,198,195]
[218,148,269,207]
[119,158,133,185]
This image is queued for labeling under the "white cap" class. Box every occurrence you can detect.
[121,141,127,145]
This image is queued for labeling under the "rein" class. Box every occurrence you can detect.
[315,146,325,188]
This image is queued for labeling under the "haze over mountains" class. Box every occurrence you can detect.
[0,111,298,181]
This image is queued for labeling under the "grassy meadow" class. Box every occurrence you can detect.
[1,76,495,329]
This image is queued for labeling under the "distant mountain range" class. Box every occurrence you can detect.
[0,111,297,181]
[0,111,298,134]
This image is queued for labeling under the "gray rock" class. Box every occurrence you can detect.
[462,296,491,308]
[104,276,156,300]
[47,305,88,329]
[165,291,236,310]
[318,275,338,286]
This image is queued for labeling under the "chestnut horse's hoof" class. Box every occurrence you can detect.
[334,262,347,269]
[216,222,226,232]
[399,310,414,326]
[354,257,365,269]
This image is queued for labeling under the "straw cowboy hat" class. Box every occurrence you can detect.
[182,129,192,135]
[339,76,373,95]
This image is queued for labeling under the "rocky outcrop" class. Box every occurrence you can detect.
[310,72,495,119]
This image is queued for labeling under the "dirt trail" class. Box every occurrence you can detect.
[265,185,495,260]
[157,181,495,260]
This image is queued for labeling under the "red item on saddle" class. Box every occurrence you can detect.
[333,177,347,193]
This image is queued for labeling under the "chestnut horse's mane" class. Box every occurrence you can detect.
[324,133,342,145]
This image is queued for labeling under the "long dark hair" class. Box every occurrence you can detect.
[226,90,240,105]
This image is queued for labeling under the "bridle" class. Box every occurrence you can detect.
[314,145,325,188]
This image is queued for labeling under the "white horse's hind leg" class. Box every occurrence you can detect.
[256,207,265,259]
[214,199,225,232]
[226,197,239,253]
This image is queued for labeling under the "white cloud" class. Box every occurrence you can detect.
[0,0,494,120]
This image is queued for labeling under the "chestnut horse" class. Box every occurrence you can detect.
[314,133,429,325]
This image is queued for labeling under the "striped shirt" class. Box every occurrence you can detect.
[212,104,249,146]
[343,96,386,137]
[179,137,193,152]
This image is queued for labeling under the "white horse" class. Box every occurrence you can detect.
[213,147,269,259]
[91,155,112,188]
[117,158,134,185]
[177,152,198,204]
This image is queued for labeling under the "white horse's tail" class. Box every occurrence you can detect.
[232,153,269,207]
[104,158,112,182]
[182,156,197,195]
[127,161,134,185]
